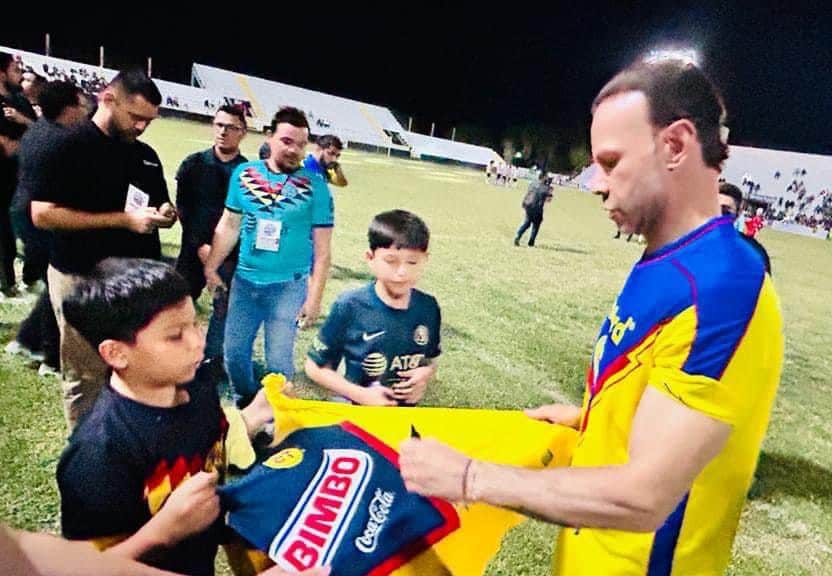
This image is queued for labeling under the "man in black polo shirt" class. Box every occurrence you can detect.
[175,104,247,371]
[31,69,177,428]
[0,53,36,128]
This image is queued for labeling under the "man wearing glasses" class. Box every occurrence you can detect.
[175,105,248,381]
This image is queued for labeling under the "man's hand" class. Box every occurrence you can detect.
[156,202,178,228]
[400,438,470,501]
[124,207,172,234]
[296,298,321,329]
[355,385,397,407]
[392,366,434,404]
[3,106,31,125]
[205,267,226,292]
[524,404,582,429]
[154,471,220,545]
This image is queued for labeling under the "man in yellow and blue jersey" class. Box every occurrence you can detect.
[399,59,784,576]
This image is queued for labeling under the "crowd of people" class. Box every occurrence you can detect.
[1,52,786,576]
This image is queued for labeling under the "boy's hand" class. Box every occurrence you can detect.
[241,388,275,436]
[156,470,220,545]
[205,267,226,292]
[356,385,397,407]
[393,366,434,404]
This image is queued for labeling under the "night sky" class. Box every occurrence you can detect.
[5,4,830,159]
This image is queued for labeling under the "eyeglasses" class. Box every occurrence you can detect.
[213,122,244,133]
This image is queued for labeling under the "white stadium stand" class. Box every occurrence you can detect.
[191,63,411,151]
[404,131,502,166]
[2,45,503,166]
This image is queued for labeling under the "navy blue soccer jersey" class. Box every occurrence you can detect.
[219,423,458,576]
[307,284,441,392]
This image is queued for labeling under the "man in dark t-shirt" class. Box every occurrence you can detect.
[30,69,177,429]
[514,172,553,247]
[0,53,37,128]
[175,105,247,369]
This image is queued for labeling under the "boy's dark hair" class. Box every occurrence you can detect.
[269,106,309,132]
[592,60,728,170]
[109,69,162,106]
[63,258,190,348]
[39,81,82,121]
[719,182,743,212]
[316,134,343,150]
[368,210,430,252]
[0,116,27,141]
[217,103,247,128]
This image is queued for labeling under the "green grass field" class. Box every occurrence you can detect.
[1,118,830,575]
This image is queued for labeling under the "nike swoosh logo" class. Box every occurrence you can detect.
[362,331,385,342]
[143,160,160,167]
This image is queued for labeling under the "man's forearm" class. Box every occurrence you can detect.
[204,223,238,272]
[469,461,665,532]
[32,204,127,231]
[307,249,331,305]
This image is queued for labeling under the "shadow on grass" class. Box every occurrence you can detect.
[442,323,475,343]
[330,264,373,282]
[533,243,590,255]
[749,451,832,503]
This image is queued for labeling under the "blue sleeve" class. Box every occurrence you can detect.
[429,299,442,359]
[311,175,334,227]
[307,297,348,367]
[225,164,246,213]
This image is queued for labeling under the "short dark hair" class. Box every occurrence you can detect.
[592,60,728,170]
[217,104,247,128]
[63,258,190,348]
[39,81,82,121]
[0,116,26,141]
[316,134,343,150]
[109,69,162,106]
[269,106,309,132]
[0,52,13,75]
[368,210,430,252]
[719,182,743,212]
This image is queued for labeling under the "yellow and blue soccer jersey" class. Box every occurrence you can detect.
[555,216,783,576]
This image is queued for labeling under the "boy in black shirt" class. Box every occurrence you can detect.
[57,258,273,576]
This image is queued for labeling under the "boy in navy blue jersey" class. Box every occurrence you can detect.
[305,210,441,406]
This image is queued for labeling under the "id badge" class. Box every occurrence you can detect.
[255,219,282,252]
[124,184,150,213]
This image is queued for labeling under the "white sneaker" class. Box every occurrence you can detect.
[4,340,45,362]
[38,363,60,378]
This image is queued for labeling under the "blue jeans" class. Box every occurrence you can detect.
[204,262,235,360]
[224,274,308,403]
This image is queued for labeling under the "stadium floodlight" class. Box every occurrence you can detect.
[643,47,700,66]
